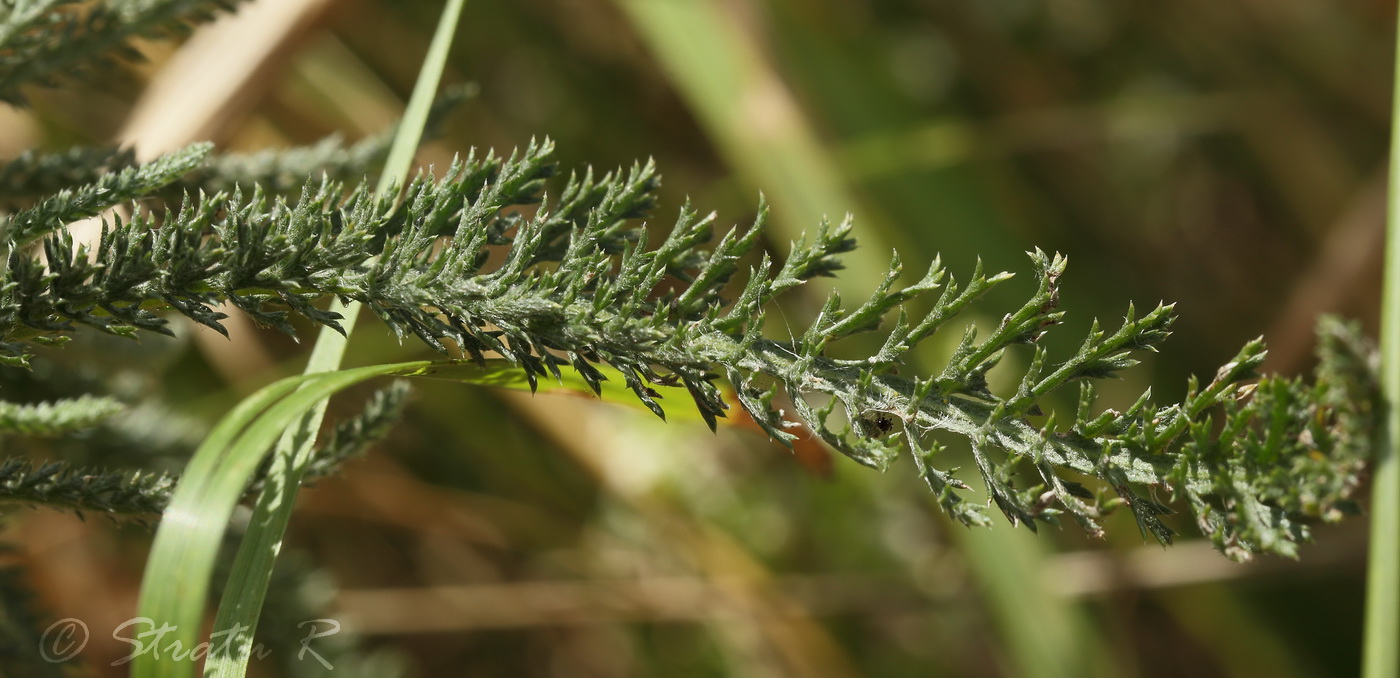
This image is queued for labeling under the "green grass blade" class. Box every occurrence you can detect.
[202,352,706,676]
[132,356,703,678]
[131,361,424,678]
[132,3,470,677]
[205,352,703,675]
[131,358,705,677]
[376,0,467,197]
[1362,10,1400,677]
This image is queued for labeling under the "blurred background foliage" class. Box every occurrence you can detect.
[2,0,1392,676]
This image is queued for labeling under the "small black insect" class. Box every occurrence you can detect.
[857,413,895,439]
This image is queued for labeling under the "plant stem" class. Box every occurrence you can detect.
[1362,10,1400,677]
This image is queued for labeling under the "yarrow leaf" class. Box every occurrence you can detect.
[0,139,1378,561]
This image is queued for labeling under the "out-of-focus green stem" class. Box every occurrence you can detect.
[957,528,1111,678]
[612,0,886,283]
[1362,9,1400,677]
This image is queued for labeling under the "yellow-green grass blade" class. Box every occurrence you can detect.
[408,361,711,425]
